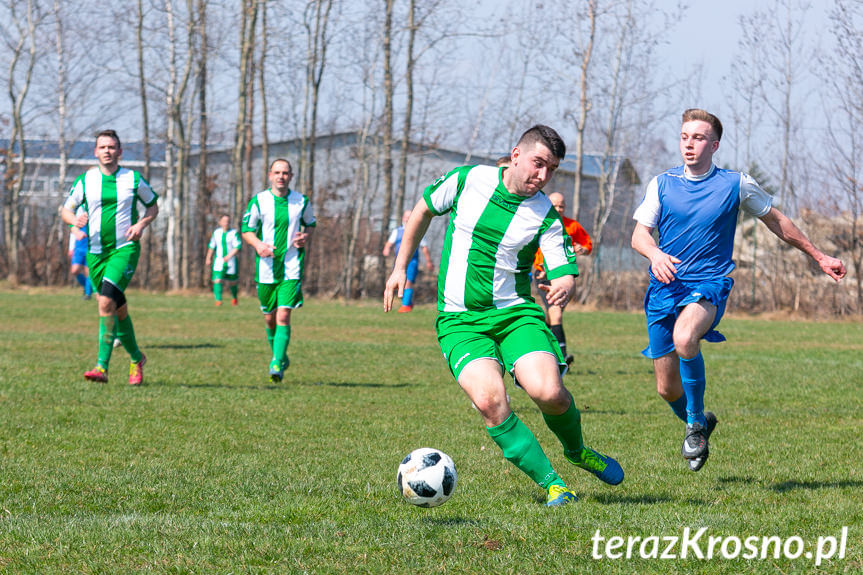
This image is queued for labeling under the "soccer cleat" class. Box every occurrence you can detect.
[688,412,718,472]
[682,421,709,460]
[215,300,222,307]
[566,447,625,486]
[84,365,108,383]
[397,305,413,313]
[231,298,238,306]
[546,484,578,507]
[129,353,147,386]
[269,359,284,382]
[564,354,574,368]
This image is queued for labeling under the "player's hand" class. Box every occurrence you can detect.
[125,223,144,241]
[72,227,86,241]
[534,268,547,281]
[292,231,309,248]
[383,268,406,312]
[538,282,571,307]
[649,250,680,284]
[574,244,588,255]
[76,213,89,228]
[818,255,846,282]
[255,243,274,258]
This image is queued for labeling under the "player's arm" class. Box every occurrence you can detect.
[205,247,214,267]
[759,207,846,281]
[242,231,273,258]
[631,222,680,284]
[384,201,434,312]
[61,206,87,229]
[126,203,159,241]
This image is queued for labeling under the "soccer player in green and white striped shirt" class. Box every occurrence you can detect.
[61,130,159,386]
[206,214,242,306]
[384,125,623,507]
[242,158,316,382]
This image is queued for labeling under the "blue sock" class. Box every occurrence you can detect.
[84,277,93,296]
[680,352,707,426]
[402,287,414,307]
[667,394,687,422]
[75,273,87,289]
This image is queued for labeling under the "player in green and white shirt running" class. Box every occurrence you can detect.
[61,129,159,386]
[242,158,316,382]
[205,214,242,306]
[384,125,623,507]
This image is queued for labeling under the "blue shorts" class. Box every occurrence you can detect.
[71,237,88,266]
[642,277,734,359]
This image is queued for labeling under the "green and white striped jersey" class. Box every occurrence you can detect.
[241,188,316,284]
[63,166,158,255]
[208,228,242,274]
[423,164,578,313]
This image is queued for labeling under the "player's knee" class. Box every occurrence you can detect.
[100,281,127,309]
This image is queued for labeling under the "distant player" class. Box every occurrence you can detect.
[67,208,93,300]
[60,129,159,385]
[205,214,242,306]
[631,109,846,471]
[385,125,623,507]
[241,159,316,382]
[533,192,591,367]
[382,210,433,313]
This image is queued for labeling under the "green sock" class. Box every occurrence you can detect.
[97,315,116,369]
[487,412,564,489]
[542,396,585,461]
[214,283,223,302]
[229,284,238,299]
[117,315,143,363]
[273,324,290,364]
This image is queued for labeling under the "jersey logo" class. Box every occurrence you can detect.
[563,236,576,259]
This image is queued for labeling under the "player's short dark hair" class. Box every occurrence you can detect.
[516,125,566,159]
[269,158,293,172]
[95,129,121,148]
[495,155,511,167]
[682,109,723,141]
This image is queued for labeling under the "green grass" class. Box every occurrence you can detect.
[0,288,861,574]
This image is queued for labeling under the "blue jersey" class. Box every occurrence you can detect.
[634,165,772,282]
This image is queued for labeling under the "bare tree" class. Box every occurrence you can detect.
[194,0,211,287]
[230,0,258,219]
[822,0,863,312]
[2,0,42,284]
[376,0,395,289]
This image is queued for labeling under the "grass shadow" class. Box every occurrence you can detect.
[770,479,863,492]
[311,381,412,389]
[148,343,222,350]
[590,493,679,505]
[421,517,481,527]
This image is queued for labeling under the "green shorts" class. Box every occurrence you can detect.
[212,270,239,282]
[257,280,303,314]
[87,243,140,293]
[435,303,565,381]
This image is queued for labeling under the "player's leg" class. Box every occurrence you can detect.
[437,314,571,505]
[643,282,689,421]
[227,278,239,305]
[100,245,145,384]
[399,258,419,312]
[212,270,224,305]
[504,319,623,487]
[275,280,301,370]
[546,303,573,367]
[673,300,716,425]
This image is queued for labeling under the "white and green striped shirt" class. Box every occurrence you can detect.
[241,188,316,284]
[63,166,158,255]
[424,165,578,313]
[208,228,242,274]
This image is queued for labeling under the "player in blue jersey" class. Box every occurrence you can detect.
[382,210,433,313]
[631,109,846,472]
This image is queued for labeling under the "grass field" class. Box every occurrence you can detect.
[0,287,861,574]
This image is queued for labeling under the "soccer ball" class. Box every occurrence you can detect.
[397,448,457,508]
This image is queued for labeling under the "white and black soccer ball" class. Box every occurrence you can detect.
[397,447,457,508]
